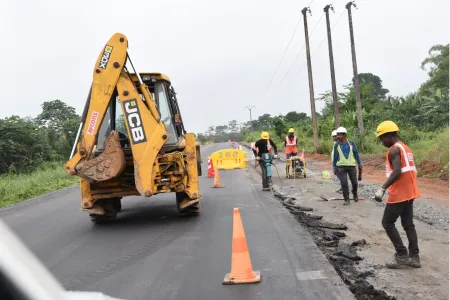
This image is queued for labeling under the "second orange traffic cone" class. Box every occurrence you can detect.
[211,165,224,188]
[223,208,261,285]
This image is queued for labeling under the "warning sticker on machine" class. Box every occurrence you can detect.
[87,111,99,136]
[98,45,113,69]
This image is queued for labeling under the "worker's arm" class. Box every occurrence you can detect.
[332,143,339,170]
[351,141,363,167]
[269,139,278,154]
[375,147,401,201]
[382,147,401,190]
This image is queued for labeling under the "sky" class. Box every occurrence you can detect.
[1,0,449,134]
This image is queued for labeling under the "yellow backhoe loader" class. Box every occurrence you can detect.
[64,33,202,224]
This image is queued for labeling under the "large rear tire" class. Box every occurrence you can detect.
[176,192,200,216]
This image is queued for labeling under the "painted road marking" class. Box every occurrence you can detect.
[296,270,328,281]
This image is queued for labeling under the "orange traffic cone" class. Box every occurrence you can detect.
[223,208,261,285]
[207,158,215,178]
[211,165,224,188]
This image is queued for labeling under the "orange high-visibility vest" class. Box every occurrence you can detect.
[285,136,298,154]
[385,141,420,204]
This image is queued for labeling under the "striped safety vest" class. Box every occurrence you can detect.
[335,141,356,166]
[385,141,420,203]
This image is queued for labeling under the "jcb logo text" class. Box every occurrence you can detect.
[123,99,147,144]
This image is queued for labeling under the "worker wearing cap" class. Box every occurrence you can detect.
[332,127,363,205]
[374,121,421,269]
[253,131,278,191]
[331,130,342,194]
[284,128,298,159]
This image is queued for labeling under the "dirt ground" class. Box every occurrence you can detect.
[304,153,449,208]
[244,149,449,300]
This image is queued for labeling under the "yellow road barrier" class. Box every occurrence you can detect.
[210,149,248,170]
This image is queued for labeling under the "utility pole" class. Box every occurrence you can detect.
[301,7,319,153]
[324,4,340,128]
[346,1,364,136]
[245,105,256,133]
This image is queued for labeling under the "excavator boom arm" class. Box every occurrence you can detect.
[64,33,169,196]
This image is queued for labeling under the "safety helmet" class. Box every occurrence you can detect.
[261,131,270,140]
[331,130,337,137]
[376,121,399,138]
[288,128,295,133]
[336,127,347,134]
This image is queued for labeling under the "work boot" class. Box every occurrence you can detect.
[353,193,359,202]
[267,177,273,186]
[407,254,421,268]
[343,199,350,206]
[386,253,410,269]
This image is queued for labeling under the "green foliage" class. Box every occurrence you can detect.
[0,116,55,174]
[201,43,449,178]
[420,44,449,94]
[0,162,78,208]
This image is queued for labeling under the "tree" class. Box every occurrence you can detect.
[420,44,449,94]
[35,100,80,159]
[35,100,79,134]
[215,125,228,135]
[0,116,54,174]
[228,120,238,133]
[285,111,308,123]
[357,73,390,99]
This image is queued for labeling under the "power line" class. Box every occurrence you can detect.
[264,0,316,93]
[277,11,325,87]
[295,7,346,77]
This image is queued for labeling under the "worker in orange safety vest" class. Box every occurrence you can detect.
[374,120,421,269]
[284,128,298,159]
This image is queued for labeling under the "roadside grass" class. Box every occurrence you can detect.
[0,162,78,208]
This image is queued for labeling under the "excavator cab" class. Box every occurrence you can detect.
[96,73,192,153]
[64,33,202,224]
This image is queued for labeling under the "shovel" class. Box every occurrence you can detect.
[318,195,365,201]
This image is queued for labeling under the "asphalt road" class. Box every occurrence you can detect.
[0,143,354,300]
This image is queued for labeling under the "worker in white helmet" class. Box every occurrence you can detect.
[331,130,342,194]
[332,127,363,205]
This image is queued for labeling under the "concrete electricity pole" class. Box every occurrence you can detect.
[301,7,319,153]
[346,1,364,136]
[324,4,340,128]
[245,105,256,133]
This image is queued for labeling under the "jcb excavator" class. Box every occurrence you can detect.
[64,33,202,224]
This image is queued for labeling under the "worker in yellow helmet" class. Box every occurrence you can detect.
[285,128,299,159]
[252,131,278,191]
[375,120,421,269]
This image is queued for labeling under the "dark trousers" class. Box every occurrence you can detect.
[286,153,297,159]
[259,160,269,188]
[382,200,419,256]
[336,166,358,200]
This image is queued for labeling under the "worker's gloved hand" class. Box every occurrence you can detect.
[358,166,363,181]
[374,188,386,202]
[333,168,338,175]
[256,156,261,161]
